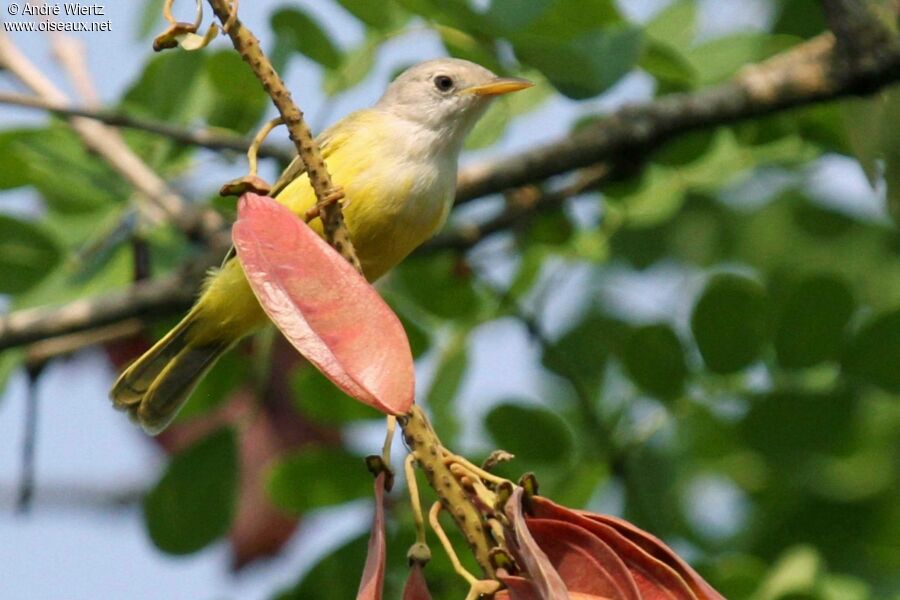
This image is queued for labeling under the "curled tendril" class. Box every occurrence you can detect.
[154,0,224,52]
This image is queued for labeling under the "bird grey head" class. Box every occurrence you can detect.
[376,58,532,138]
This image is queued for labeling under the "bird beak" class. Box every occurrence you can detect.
[463,76,534,97]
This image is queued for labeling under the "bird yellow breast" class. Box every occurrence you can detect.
[191,110,456,346]
[278,110,455,281]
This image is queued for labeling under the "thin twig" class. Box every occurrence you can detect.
[400,407,496,577]
[24,320,146,364]
[4,30,896,216]
[0,30,224,240]
[2,27,900,352]
[478,274,613,458]
[0,92,293,162]
[205,0,362,272]
[16,362,46,513]
[820,0,898,59]
[0,260,208,351]
[0,482,144,511]
[455,31,900,203]
[48,32,100,106]
[422,165,610,255]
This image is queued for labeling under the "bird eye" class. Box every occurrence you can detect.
[433,75,454,92]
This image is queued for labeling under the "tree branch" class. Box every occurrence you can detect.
[0,267,202,351]
[0,482,144,511]
[454,30,900,203]
[422,165,610,254]
[820,0,897,59]
[5,30,895,217]
[0,91,294,163]
[2,27,900,353]
[0,30,224,241]
[205,0,362,272]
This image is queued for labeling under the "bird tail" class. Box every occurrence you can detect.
[110,309,230,435]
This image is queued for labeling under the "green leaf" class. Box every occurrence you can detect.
[485,402,573,463]
[425,338,468,445]
[483,0,554,35]
[395,310,430,359]
[790,198,855,239]
[17,126,130,214]
[663,194,735,267]
[753,546,822,600]
[205,51,268,134]
[10,223,132,310]
[392,0,483,31]
[691,273,769,373]
[270,7,342,70]
[819,574,871,600]
[0,130,34,190]
[686,33,798,85]
[391,253,482,320]
[508,245,547,298]
[274,534,369,600]
[465,99,510,150]
[843,307,900,393]
[291,366,379,425]
[0,350,23,399]
[513,25,643,100]
[841,97,884,187]
[795,102,851,155]
[880,90,900,225]
[621,323,687,400]
[335,0,401,30]
[622,442,681,534]
[515,0,621,40]
[323,34,381,96]
[773,0,826,39]
[645,0,697,51]
[651,130,715,167]
[62,208,137,286]
[524,210,574,246]
[708,554,768,600]
[609,221,669,269]
[603,164,687,227]
[542,312,624,393]
[144,428,238,555]
[0,215,63,294]
[267,447,371,513]
[775,275,855,369]
[506,73,554,116]
[740,390,856,465]
[639,40,697,89]
[438,25,504,79]
[837,90,900,221]
[543,460,609,509]
[122,50,207,121]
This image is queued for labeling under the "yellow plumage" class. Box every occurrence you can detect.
[111,111,452,433]
[110,58,532,433]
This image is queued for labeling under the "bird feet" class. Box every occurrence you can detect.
[303,185,348,223]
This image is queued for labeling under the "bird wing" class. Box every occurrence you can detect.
[269,122,346,196]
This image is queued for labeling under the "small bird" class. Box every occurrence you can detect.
[111,58,532,434]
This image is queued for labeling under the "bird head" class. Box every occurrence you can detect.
[376,58,533,149]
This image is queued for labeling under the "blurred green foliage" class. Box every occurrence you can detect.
[2,0,899,598]
[143,428,238,554]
